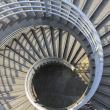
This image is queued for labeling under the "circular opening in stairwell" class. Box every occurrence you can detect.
[25,58,88,109]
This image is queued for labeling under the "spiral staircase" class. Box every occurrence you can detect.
[0,0,110,110]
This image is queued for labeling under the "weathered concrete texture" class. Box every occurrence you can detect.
[32,62,87,108]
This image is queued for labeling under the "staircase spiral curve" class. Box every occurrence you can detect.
[0,0,110,110]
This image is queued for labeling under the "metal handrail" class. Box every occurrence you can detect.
[0,1,101,53]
